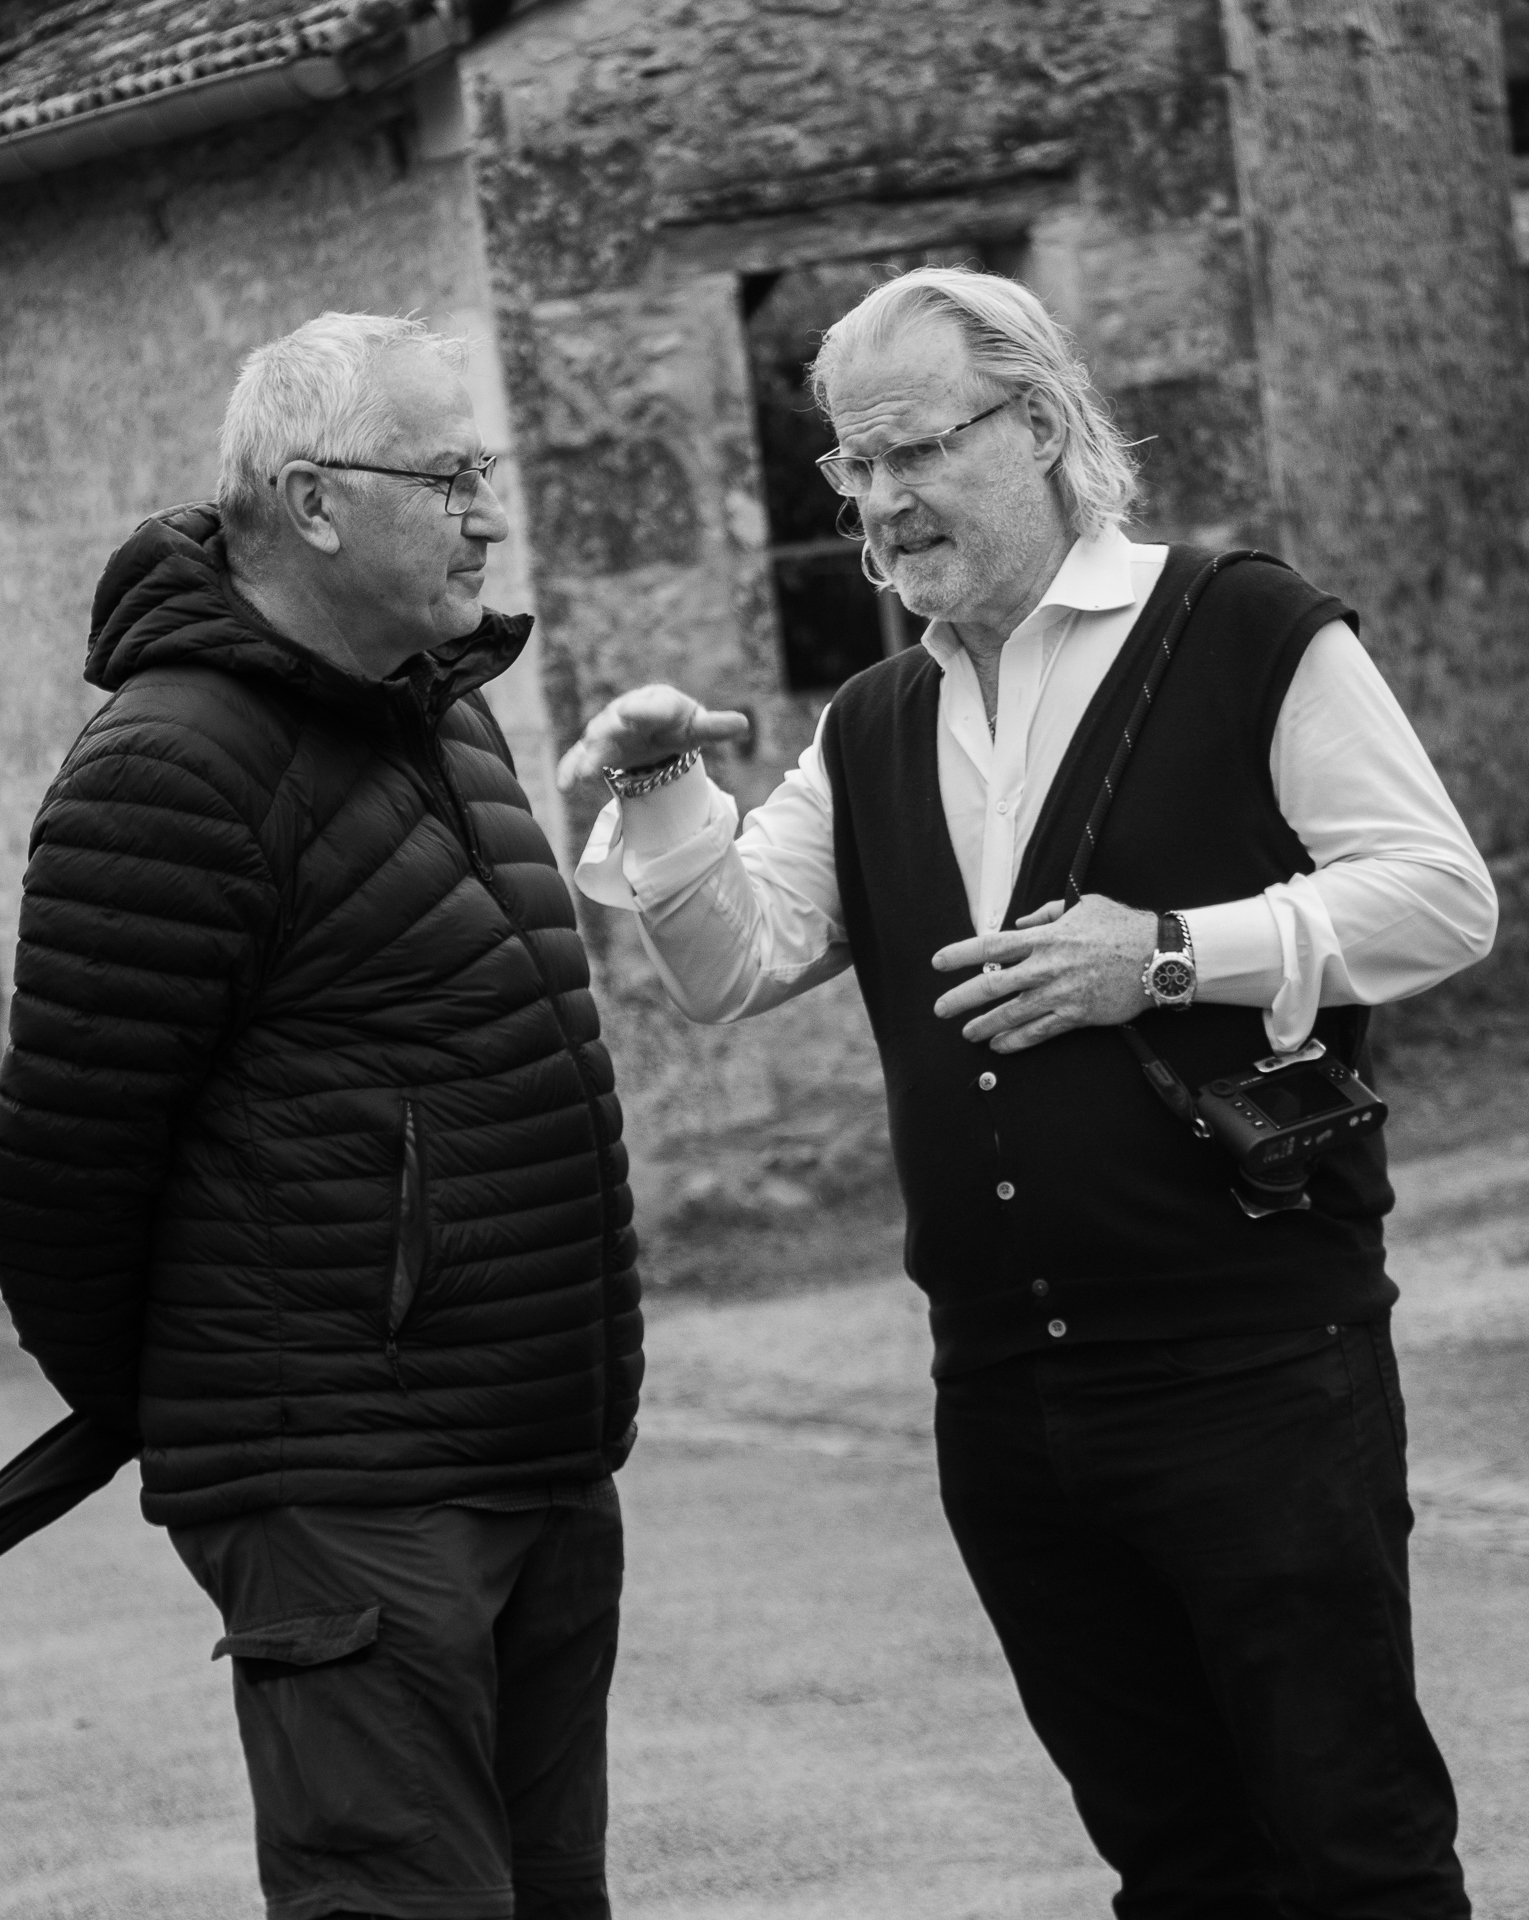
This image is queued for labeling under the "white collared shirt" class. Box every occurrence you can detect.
[576,528,1497,1050]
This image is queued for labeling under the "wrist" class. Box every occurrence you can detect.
[603,745,701,800]
[1142,910,1198,1010]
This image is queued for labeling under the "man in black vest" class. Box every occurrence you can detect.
[558,268,1496,1916]
[0,314,641,1920]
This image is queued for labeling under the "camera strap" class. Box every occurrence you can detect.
[1060,548,1290,1136]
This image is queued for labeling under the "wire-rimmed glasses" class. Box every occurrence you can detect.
[268,454,499,516]
[814,397,1018,497]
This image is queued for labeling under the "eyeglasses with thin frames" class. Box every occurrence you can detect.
[267,454,499,517]
[815,397,1019,498]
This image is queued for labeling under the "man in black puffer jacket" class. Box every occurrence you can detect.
[0,313,645,1920]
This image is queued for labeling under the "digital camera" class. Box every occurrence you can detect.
[1194,1040,1387,1219]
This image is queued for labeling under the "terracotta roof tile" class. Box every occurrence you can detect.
[0,0,440,140]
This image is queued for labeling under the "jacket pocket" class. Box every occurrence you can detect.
[214,1604,435,1852]
[387,1100,431,1360]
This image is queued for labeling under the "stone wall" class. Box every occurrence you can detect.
[0,69,555,1037]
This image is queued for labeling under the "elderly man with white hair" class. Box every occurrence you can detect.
[561,267,1496,1918]
[0,313,643,1920]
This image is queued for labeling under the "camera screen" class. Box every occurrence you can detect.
[1245,1067,1349,1128]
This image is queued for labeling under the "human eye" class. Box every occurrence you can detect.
[819,453,873,495]
[886,436,946,481]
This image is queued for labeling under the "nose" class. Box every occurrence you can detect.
[462,473,510,544]
[860,457,918,530]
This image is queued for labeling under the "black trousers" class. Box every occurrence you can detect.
[934,1320,1469,1919]
[172,1492,622,1920]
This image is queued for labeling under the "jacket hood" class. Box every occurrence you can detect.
[85,503,533,718]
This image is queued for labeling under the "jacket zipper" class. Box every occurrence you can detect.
[386,1097,427,1390]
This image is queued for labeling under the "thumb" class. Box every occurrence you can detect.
[689,708,752,746]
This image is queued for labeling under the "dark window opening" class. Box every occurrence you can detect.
[742,240,1031,691]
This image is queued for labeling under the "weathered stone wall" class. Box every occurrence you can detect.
[0,70,554,1038]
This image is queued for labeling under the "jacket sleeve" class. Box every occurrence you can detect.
[0,715,281,1436]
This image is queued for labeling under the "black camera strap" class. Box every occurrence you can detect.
[1060,548,1288,1136]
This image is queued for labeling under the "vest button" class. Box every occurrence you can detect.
[978,1071,997,1092]
[996,1180,1015,1201]
[1031,1277,1049,1297]
[1047,1318,1067,1339]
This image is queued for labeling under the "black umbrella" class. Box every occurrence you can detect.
[0,1411,138,1556]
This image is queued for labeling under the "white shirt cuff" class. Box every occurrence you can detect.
[1180,896,1284,1008]
[573,763,739,918]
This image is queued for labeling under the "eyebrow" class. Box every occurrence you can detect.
[421,444,484,472]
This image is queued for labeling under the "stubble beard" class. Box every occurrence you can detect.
[870,521,1004,624]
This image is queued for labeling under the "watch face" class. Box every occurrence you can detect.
[1150,957,1195,1002]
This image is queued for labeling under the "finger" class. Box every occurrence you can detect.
[555,737,601,791]
[689,709,752,745]
[1009,898,1066,930]
[555,714,631,789]
[960,989,1054,1043]
[933,963,1028,1020]
[991,1009,1077,1052]
[932,929,1044,973]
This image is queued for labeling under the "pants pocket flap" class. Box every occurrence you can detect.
[212,1603,381,1666]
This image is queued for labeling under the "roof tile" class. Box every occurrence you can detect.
[0,0,437,139]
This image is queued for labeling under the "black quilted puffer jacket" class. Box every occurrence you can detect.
[0,505,643,1527]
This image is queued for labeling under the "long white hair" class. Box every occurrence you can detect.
[217,312,466,556]
[808,266,1139,542]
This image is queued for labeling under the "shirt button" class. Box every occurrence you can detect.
[1047,1318,1067,1339]
[978,1071,997,1091]
[1031,1277,1049,1297]
[987,910,1001,927]
[996,1180,1015,1201]
[995,799,1008,815]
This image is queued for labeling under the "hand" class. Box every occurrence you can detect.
[931,895,1158,1052]
[555,683,751,791]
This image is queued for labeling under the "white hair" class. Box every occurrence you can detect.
[217,312,468,555]
[808,266,1140,541]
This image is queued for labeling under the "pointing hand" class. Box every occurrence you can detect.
[555,684,751,792]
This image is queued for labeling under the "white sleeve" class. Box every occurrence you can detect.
[1181,620,1498,1051]
[573,708,851,1023]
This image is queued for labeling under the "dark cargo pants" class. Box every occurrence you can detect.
[935,1320,1469,1919]
[171,1488,622,1920]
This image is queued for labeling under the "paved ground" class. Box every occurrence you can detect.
[1,1134,1527,1918]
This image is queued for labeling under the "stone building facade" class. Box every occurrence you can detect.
[1,0,1525,1277]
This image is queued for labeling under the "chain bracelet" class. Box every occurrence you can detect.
[602,745,703,800]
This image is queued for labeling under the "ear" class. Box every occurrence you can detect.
[1021,390,1067,474]
[272,462,343,556]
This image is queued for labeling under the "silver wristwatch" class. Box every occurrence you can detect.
[1141,911,1197,1011]
[602,745,702,801]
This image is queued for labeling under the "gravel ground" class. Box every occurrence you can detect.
[1,1133,1526,1919]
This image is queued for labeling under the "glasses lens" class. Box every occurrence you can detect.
[446,457,498,515]
[884,438,946,485]
[818,455,872,497]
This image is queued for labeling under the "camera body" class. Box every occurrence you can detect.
[1194,1040,1387,1217]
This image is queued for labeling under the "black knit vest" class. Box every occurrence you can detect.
[820,547,1396,1376]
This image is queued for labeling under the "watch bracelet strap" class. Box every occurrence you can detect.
[603,744,702,800]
